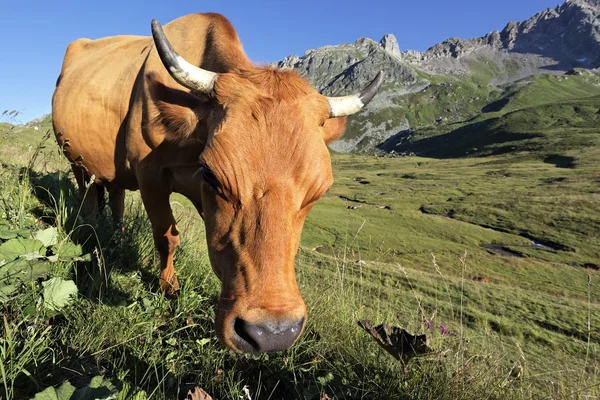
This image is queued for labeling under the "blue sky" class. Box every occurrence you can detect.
[1,0,560,123]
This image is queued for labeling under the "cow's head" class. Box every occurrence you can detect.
[149,20,382,353]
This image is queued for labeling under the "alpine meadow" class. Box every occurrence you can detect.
[1,0,600,399]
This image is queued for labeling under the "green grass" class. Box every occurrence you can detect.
[387,92,600,161]
[366,70,600,151]
[496,74,600,114]
[1,120,599,399]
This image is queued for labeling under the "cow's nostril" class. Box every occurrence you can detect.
[232,317,305,353]
[233,318,259,353]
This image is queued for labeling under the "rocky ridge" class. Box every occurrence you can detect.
[278,36,428,152]
[402,0,600,77]
[277,0,600,153]
[24,114,51,129]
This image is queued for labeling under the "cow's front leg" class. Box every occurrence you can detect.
[140,182,180,295]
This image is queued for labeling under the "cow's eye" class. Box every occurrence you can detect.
[199,163,219,189]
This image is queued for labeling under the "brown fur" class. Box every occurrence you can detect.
[52,13,348,353]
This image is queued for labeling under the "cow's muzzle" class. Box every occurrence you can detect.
[232,316,305,353]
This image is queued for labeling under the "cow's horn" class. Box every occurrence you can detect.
[151,19,218,94]
[326,72,384,118]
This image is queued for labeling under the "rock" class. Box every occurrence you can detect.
[277,33,428,153]
[380,34,401,58]
[403,0,600,77]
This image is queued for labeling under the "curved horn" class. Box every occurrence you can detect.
[151,19,218,94]
[326,71,384,118]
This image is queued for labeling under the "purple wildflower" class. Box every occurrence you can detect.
[425,320,433,329]
[440,324,450,335]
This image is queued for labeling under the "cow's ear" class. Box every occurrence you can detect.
[322,116,348,144]
[146,72,212,142]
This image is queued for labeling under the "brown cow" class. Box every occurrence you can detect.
[52,13,382,353]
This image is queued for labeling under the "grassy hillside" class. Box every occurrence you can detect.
[389,95,600,159]
[350,71,600,153]
[1,120,599,399]
[0,115,54,163]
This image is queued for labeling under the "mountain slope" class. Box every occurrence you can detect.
[278,37,429,152]
[279,0,600,154]
[404,0,600,80]
[383,94,600,160]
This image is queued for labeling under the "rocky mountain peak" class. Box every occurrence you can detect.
[24,114,51,128]
[402,0,600,76]
[380,34,401,58]
[567,0,600,10]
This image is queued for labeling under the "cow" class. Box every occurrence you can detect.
[52,13,383,353]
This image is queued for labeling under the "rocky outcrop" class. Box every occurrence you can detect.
[404,0,600,75]
[277,36,428,152]
[277,37,423,95]
[380,34,401,59]
[25,114,51,128]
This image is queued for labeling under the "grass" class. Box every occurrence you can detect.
[387,91,600,159]
[0,116,599,399]
[351,70,600,153]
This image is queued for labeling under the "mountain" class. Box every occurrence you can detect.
[278,38,429,152]
[404,0,600,79]
[24,114,52,131]
[279,0,600,154]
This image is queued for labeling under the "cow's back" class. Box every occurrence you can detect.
[53,34,151,187]
[52,13,252,189]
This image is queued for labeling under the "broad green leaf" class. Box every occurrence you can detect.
[51,241,87,261]
[317,372,335,385]
[0,238,46,260]
[17,228,32,238]
[165,337,177,346]
[0,259,51,301]
[72,376,119,400]
[142,297,154,312]
[32,381,76,400]
[72,253,93,262]
[35,227,59,247]
[0,229,18,240]
[42,277,78,311]
[33,376,119,400]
